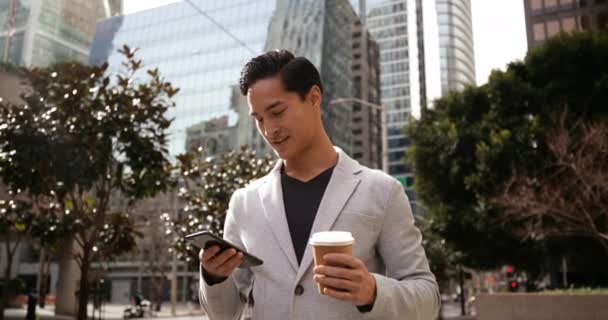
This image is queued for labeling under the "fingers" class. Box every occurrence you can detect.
[199,246,243,277]
[200,246,220,262]
[322,287,354,302]
[314,274,359,293]
[323,253,364,269]
[314,265,360,281]
[216,252,243,275]
[313,255,377,306]
[210,248,238,267]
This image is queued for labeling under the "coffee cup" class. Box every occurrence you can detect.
[309,231,355,295]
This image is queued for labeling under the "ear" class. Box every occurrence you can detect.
[308,85,322,108]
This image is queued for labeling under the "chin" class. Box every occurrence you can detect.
[273,144,298,161]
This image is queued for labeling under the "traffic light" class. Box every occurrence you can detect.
[504,265,518,292]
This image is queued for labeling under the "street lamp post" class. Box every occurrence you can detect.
[329,98,387,172]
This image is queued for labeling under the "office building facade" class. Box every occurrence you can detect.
[0,0,121,67]
[525,0,608,48]
[435,0,476,94]
[90,0,358,158]
[351,12,383,169]
[365,0,426,189]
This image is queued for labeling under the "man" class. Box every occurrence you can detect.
[199,50,440,319]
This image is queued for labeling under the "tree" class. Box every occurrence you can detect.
[141,208,172,312]
[163,146,274,269]
[406,32,608,272]
[0,198,33,319]
[493,117,608,255]
[0,45,177,320]
[418,216,462,287]
[406,85,544,270]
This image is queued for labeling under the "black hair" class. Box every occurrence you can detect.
[239,49,323,100]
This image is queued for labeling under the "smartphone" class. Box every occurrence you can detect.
[185,231,263,268]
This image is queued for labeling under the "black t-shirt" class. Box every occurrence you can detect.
[281,164,335,265]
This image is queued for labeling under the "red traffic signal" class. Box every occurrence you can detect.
[506,266,513,274]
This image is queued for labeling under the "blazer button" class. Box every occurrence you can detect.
[294,285,304,296]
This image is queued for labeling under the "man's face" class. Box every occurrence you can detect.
[247,76,321,160]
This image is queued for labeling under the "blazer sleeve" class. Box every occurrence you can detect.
[365,179,441,319]
[199,189,254,320]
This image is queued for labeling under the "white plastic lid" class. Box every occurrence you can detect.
[309,231,354,246]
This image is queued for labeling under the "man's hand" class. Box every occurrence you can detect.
[313,253,377,306]
[199,246,243,280]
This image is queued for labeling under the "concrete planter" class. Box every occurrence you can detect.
[475,293,608,320]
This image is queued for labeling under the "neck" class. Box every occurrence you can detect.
[283,132,337,181]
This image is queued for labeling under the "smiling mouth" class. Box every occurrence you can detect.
[272,137,289,145]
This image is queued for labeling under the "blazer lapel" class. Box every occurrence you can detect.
[295,148,361,284]
[258,160,299,273]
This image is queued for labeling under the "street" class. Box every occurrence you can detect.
[4,303,208,320]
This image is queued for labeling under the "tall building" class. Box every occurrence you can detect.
[351,9,383,169]
[365,0,427,190]
[435,0,476,94]
[0,0,122,67]
[90,0,358,158]
[525,0,608,48]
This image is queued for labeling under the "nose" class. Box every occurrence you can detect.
[264,122,280,139]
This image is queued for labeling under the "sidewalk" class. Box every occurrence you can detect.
[441,302,476,320]
[4,303,207,320]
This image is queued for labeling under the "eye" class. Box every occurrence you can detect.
[272,108,286,116]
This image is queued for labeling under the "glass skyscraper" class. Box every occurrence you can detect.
[357,0,471,197]
[364,0,426,190]
[0,0,122,67]
[435,0,476,95]
[90,0,357,157]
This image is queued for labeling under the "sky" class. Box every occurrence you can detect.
[470,0,528,85]
[123,0,529,86]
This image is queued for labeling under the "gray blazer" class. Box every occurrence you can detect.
[199,147,440,319]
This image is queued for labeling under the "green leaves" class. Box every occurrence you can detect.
[165,146,274,269]
[0,46,178,288]
[407,32,608,270]
[0,199,34,235]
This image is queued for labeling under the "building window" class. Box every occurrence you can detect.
[533,23,546,41]
[562,16,577,31]
[531,0,543,10]
[389,164,410,174]
[546,20,560,36]
[545,0,558,8]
